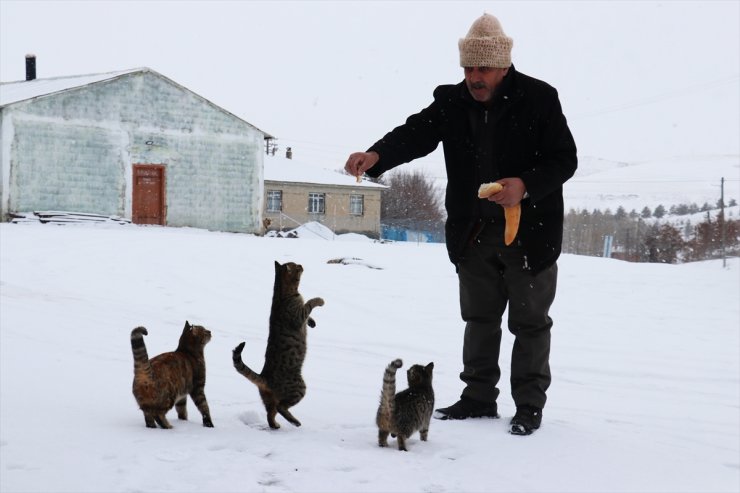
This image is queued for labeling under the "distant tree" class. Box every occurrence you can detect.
[684,214,740,261]
[688,203,699,214]
[657,224,686,263]
[687,220,716,261]
[563,195,740,263]
[729,199,737,207]
[643,223,684,263]
[700,202,712,212]
[379,169,444,233]
[643,224,661,262]
[653,204,666,218]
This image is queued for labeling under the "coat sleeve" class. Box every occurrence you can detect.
[519,88,578,202]
[364,98,443,178]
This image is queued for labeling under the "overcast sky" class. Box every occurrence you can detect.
[1,0,738,176]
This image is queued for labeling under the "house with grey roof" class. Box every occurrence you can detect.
[0,57,271,233]
[263,150,386,238]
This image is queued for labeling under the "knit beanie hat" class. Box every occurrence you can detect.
[458,13,513,68]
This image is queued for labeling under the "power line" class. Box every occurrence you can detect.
[571,74,740,119]
[571,179,740,184]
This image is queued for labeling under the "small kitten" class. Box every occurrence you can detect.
[376,358,435,451]
[233,260,324,429]
[130,321,214,429]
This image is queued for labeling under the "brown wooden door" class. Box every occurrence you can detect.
[132,164,166,225]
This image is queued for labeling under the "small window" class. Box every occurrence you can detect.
[266,190,282,212]
[350,194,364,216]
[308,192,325,214]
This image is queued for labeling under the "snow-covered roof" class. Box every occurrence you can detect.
[264,154,386,189]
[0,67,273,138]
[0,68,142,107]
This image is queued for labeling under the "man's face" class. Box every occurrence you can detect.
[464,67,509,103]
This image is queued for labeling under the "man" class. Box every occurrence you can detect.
[345,13,577,435]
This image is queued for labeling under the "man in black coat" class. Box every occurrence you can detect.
[345,13,577,435]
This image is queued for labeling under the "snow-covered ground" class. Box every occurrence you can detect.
[1,222,738,492]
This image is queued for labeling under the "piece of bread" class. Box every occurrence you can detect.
[477,182,521,246]
[477,182,504,198]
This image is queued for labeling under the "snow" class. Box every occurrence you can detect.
[0,68,142,106]
[1,222,738,493]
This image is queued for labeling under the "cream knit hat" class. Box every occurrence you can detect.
[458,13,513,68]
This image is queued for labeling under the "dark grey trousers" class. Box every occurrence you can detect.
[457,222,557,410]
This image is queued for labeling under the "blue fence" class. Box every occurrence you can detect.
[381,225,444,243]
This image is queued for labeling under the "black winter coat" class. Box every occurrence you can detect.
[366,66,577,274]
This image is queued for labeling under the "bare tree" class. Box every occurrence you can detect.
[378,169,444,234]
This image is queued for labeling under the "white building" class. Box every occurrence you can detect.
[0,60,270,233]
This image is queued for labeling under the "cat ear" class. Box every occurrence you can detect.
[184,320,191,332]
[426,362,434,372]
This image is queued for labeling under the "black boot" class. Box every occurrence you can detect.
[509,405,542,435]
[433,396,499,420]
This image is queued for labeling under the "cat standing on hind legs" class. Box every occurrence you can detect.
[130,321,214,429]
[233,261,324,429]
[376,358,435,451]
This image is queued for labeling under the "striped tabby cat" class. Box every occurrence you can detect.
[376,359,435,451]
[233,261,324,429]
[130,321,214,429]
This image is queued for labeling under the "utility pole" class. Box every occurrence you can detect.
[720,177,726,268]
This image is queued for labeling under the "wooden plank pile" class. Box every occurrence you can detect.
[9,211,131,225]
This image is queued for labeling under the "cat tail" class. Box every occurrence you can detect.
[378,359,402,419]
[130,327,152,375]
[232,342,269,391]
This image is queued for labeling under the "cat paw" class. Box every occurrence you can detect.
[233,342,246,355]
[203,418,214,428]
[391,359,403,369]
[307,317,316,328]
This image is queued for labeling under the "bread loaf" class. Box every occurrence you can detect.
[477,182,504,198]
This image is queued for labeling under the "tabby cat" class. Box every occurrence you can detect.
[232,260,324,429]
[376,358,435,451]
[130,321,214,429]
